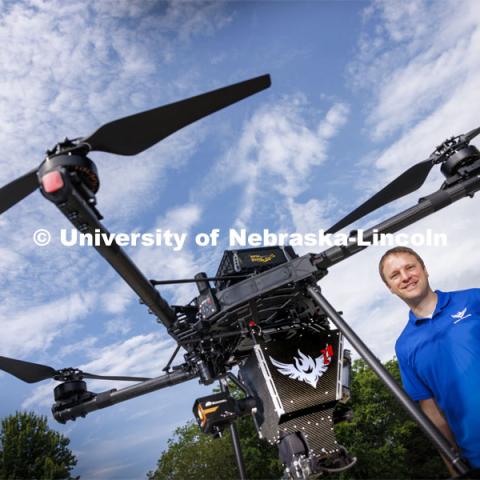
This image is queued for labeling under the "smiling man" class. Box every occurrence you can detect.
[379,246,480,475]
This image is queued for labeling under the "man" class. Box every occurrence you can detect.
[379,246,480,474]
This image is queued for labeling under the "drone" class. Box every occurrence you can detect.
[0,73,479,479]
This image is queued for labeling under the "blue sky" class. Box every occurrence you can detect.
[1,0,480,478]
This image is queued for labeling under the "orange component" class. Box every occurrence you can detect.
[197,404,219,427]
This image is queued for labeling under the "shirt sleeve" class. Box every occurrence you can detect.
[396,345,433,401]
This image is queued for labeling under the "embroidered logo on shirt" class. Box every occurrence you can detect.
[451,308,472,324]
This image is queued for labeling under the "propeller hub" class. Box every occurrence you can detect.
[54,368,84,382]
[39,154,99,194]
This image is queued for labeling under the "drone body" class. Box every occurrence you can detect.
[0,73,479,478]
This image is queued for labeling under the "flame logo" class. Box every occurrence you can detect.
[269,349,329,389]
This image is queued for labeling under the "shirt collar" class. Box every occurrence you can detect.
[408,290,451,324]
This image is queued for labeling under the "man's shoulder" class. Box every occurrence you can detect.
[443,288,480,303]
[446,287,480,296]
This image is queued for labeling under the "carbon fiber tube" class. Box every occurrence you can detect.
[220,380,247,480]
[315,174,480,269]
[56,186,176,328]
[53,370,196,423]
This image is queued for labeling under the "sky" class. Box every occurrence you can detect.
[1,0,480,478]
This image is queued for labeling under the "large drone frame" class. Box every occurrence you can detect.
[50,165,479,475]
[0,73,479,477]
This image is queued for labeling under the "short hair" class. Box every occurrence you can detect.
[378,246,426,285]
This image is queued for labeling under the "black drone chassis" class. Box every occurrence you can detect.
[1,74,479,477]
[44,160,480,475]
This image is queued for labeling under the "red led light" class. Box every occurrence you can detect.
[42,171,64,193]
[248,320,256,327]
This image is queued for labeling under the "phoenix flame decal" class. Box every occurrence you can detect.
[269,349,329,389]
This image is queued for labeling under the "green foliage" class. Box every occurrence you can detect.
[332,359,447,479]
[0,411,77,480]
[149,359,450,479]
[147,417,282,480]
[147,386,282,480]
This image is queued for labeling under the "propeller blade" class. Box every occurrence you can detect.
[82,74,271,156]
[465,126,480,142]
[82,372,151,382]
[0,169,38,215]
[326,159,435,234]
[0,355,151,384]
[0,355,57,383]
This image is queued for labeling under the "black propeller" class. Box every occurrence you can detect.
[0,169,38,215]
[326,126,480,234]
[0,355,150,384]
[0,74,271,215]
[325,159,434,234]
[465,125,480,142]
[80,74,271,155]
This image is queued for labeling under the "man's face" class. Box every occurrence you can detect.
[382,253,430,303]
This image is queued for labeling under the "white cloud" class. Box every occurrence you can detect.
[58,337,99,360]
[79,333,177,379]
[21,382,54,410]
[318,103,350,140]
[374,74,480,176]
[287,197,338,250]
[0,293,95,357]
[204,96,349,228]
[350,0,480,140]
[105,317,133,336]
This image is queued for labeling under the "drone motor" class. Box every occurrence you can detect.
[52,380,96,423]
[38,152,99,202]
[440,144,480,178]
[53,380,91,403]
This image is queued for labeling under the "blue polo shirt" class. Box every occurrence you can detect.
[395,289,480,467]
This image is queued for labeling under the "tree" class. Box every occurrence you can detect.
[0,411,77,480]
[149,358,449,480]
[147,396,282,480]
[333,358,447,479]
